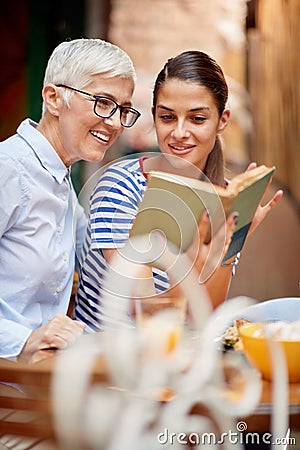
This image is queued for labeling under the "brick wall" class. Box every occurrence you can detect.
[108,0,250,165]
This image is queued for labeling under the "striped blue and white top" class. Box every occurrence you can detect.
[74,157,170,332]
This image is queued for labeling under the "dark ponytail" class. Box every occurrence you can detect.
[204,136,226,187]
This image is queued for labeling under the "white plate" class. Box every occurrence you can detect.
[234,297,300,323]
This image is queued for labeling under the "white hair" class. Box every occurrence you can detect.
[42,38,136,115]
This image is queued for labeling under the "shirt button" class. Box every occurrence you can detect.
[56,226,62,233]
[56,287,62,293]
[63,253,68,261]
[62,195,67,201]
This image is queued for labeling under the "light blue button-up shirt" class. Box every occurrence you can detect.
[0,119,87,358]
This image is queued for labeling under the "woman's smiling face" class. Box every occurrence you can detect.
[59,76,135,166]
[153,78,230,172]
[41,75,135,167]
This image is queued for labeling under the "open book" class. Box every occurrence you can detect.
[129,165,275,262]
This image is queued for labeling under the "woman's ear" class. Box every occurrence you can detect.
[217,109,230,134]
[42,84,62,116]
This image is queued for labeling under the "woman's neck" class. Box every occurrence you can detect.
[143,154,206,180]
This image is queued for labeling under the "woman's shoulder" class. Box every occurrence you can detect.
[101,156,147,183]
[92,156,147,197]
[105,156,141,173]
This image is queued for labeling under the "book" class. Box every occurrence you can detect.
[129,165,275,262]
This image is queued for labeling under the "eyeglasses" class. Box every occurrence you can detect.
[56,84,141,128]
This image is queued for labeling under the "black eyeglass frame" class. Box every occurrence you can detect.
[55,84,141,128]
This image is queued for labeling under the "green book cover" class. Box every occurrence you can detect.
[130,166,275,261]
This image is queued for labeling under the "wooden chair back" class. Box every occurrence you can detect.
[0,357,55,443]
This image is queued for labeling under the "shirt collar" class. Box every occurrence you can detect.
[17,118,70,184]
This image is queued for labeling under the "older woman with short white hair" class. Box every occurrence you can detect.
[0,38,140,361]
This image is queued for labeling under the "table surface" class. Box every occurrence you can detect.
[1,344,300,437]
[1,352,300,408]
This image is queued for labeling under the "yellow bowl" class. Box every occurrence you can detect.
[239,323,300,383]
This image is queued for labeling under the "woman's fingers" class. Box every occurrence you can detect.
[220,212,238,258]
[197,210,211,245]
[245,161,257,171]
[43,315,85,349]
[191,211,238,281]
[19,315,85,362]
[249,189,283,234]
[185,211,210,270]
[209,212,239,265]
